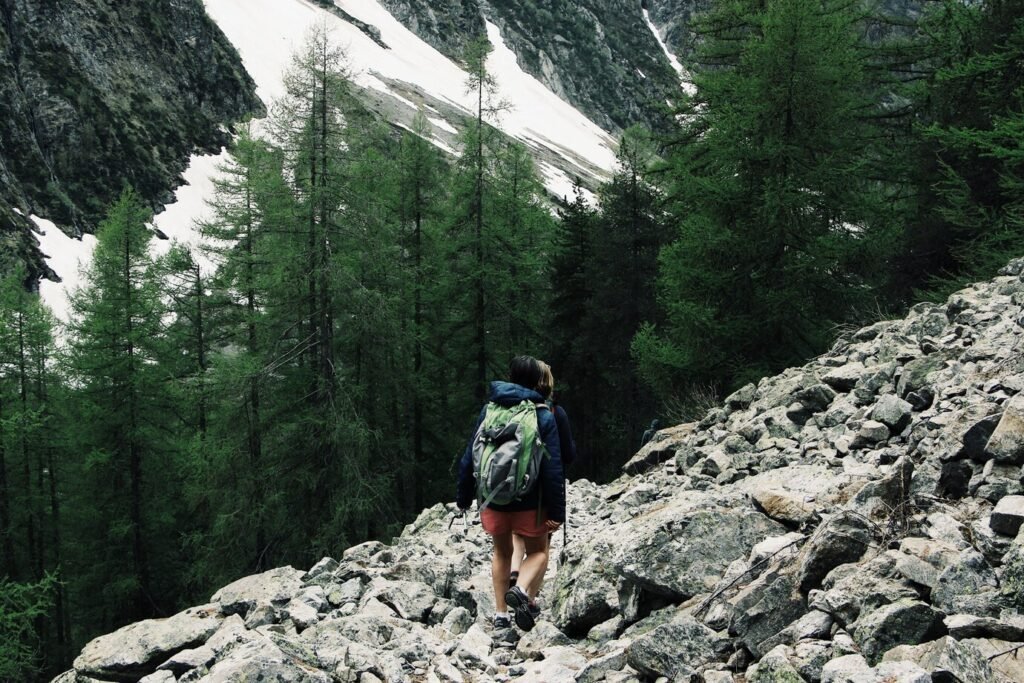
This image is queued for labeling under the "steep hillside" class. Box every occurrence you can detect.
[0,0,261,282]
[378,0,685,134]
[51,258,1024,682]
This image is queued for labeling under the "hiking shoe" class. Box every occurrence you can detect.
[504,585,535,631]
[493,614,512,629]
[508,570,519,589]
[528,602,541,620]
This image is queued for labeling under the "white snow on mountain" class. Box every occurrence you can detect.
[38,0,619,319]
[643,8,696,96]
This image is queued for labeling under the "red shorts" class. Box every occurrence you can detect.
[481,508,547,538]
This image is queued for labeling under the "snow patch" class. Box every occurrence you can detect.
[427,116,457,135]
[33,215,97,321]
[642,8,696,96]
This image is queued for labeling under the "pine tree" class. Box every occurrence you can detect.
[636,0,896,396]
[63,189,177,624]
[911,0,1024,296]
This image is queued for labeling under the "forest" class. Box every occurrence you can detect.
[2,0,1023,679]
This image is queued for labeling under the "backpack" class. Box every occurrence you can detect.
[471,400,548,509]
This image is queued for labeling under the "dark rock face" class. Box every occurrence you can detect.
[378,0,685,135]
[0,0,261,280]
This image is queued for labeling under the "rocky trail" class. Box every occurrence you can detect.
[56,259,1024,682]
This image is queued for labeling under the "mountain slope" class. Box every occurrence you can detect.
[52,258,1024,682]
[379,0,686,134]
[0,0,261,282]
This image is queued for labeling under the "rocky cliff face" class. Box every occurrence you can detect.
[378,0,685,135]
[0,0,260,282]
[53,259,1024,682]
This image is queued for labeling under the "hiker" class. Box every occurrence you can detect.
[510,361,576,596]
[456,356,565,632]
[640,418,661,448]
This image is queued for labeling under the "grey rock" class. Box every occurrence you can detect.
[849,456,914,520]
[365,579,437,622]
[963,413,1004,461]
[211,566,305,617]
[987,393,1024,464]
[933,550,1000,616]
[726,383,757,410]
[747,644,806,682]
[792,640,832,682]
[575,648,627,683]
[139,672,175,683]
[327,577,366,607]
[303,557,340,585]
[883,636,997,683]
[613,502,785,602]
[897,356,947,399]
[759,610,834,652]
[852,599,945,665]
[515,621,570,659]
[821,654,930,683]
[730,569,806,658]
[850,421,890,450]
[822,363,867,392]
[452,624,496,671]
[73,609,221,680]
[623,423,697,474]
[811,555,919,626]
[751,489,818,527]
[625,615,716,680]
[440,606,473,638]
[944,613,1024,641]
[798,515,874,592]
[870,395,913,433]
[821,397,858,429]
[991,495,1024,536]
[550,533,619,637]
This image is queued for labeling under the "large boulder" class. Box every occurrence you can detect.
[870,395,913,433]
[729,569,807,658]
[932,550,1000,616]
[852,599,945,665]
[622,422,696,474]
[990,495,1024,536]
[73,607,221,681]
[987,393,1024,464]
[550,531,619,637]
[613,498,785,601]
[798,514,874,592]
[625,615,717,680]
[849,456,914,521]
[821,654,930,683]
[211,566,305,617]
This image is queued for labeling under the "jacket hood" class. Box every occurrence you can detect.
[489,380,544,406]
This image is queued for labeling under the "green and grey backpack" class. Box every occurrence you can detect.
[471,400,548,510]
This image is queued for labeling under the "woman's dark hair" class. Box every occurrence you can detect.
[509,355,543,390]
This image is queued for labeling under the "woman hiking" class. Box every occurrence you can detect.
[509,361,576,605]
[456,355,565,632]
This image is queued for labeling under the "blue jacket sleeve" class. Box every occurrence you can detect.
[554,405,577,469]
[456,406,487,509]
[538,408,565,523]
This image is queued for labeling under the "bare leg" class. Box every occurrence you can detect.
[514,534,549,596]
[526,534,550,599]
[491,532,513,612]
[511,533,526,574]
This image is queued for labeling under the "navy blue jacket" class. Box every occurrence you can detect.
[552,404,576,470]
[457,381,566,523]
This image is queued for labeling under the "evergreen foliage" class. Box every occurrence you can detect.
[633,0,899,397]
